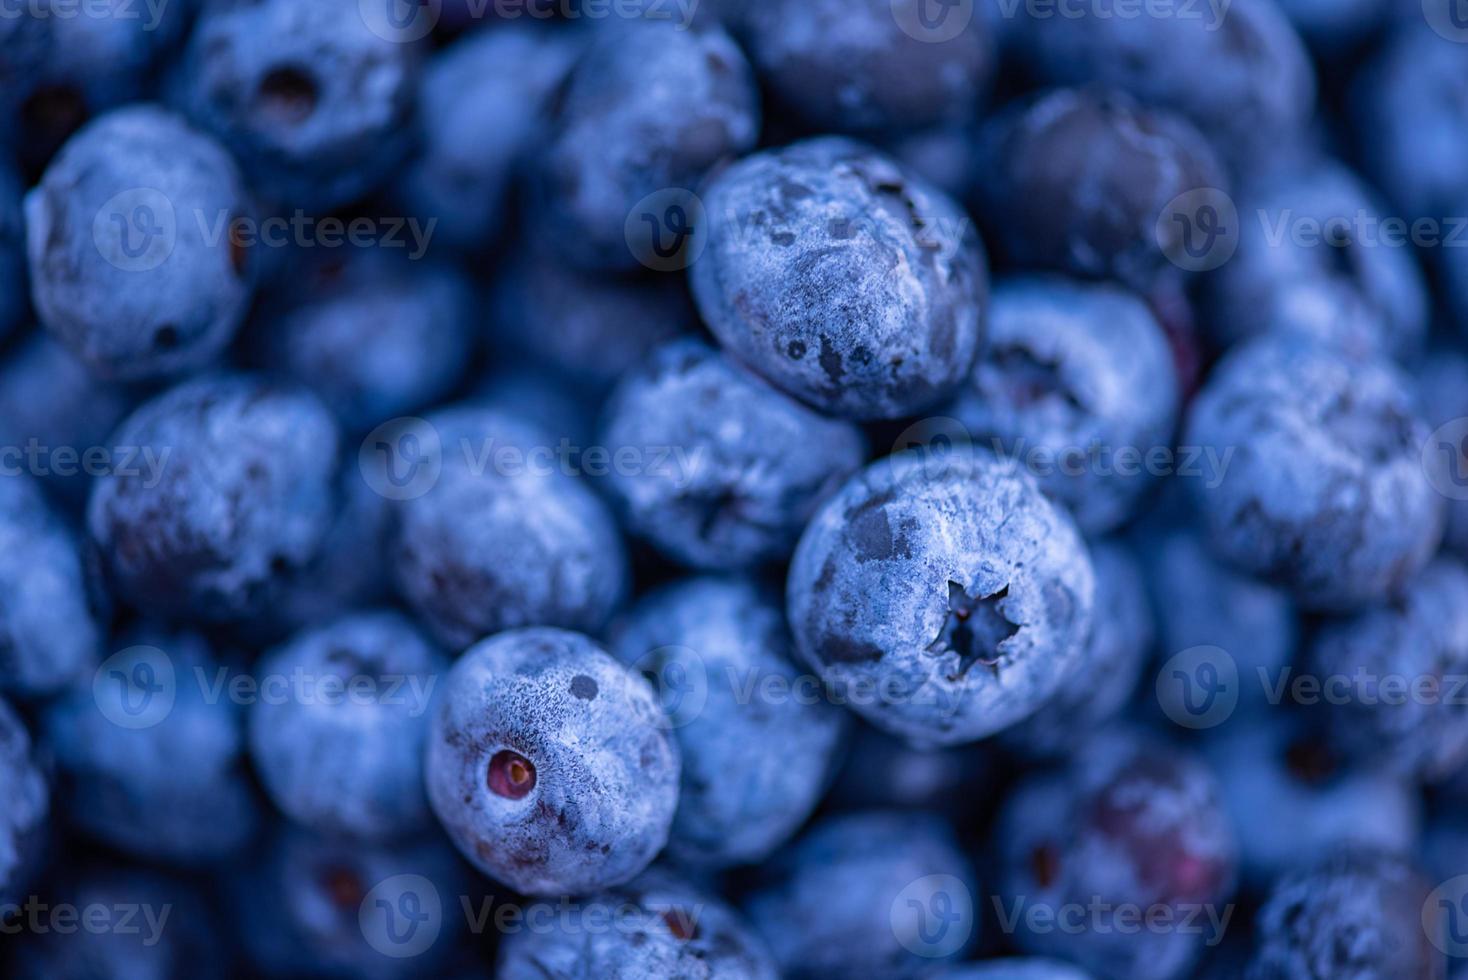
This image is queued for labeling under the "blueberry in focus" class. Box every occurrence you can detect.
[600,338,866,570]
[948,275,1180,533]
[25,105,255,380]
[787,450,1095,745]
[1184,334,1442,611]
[87,372,341,623]
[609,576,848,868]
[691,137,989,420]
[424,628,679,895]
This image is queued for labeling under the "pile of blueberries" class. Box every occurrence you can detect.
[5,0,1468,977]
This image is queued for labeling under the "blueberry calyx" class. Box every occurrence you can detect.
[488,749,537,800]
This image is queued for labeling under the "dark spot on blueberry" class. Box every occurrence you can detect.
[152,325,180,351]
[1284,736,1338,786]
[570,675,598,700]
[255,66,319,124]
[268,554,290,576]
[488,749,537,799]
[228,214,250,275]
[1031,843,1060,888]
[787,340,806,359]
[319,866,366,909]
[662,908,699,941]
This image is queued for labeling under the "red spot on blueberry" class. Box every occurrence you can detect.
[320,866,365,909]
[488,749,536,799]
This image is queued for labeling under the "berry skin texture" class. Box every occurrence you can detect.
[787,450,1095,746]
[976,89,1226,290]
[691,137,989,420]
[609,576,849,868]
[174,0,418,212]
[248,610,447,841]
[0,474,101,699]
[1248,850,1443,980]
[25,105,255,381]
[390,405,628,651]
[997,731,1238,980]
[745,810,980,979]
[0,696,48,910]
[424,628,680,895]
[1305,558,1468,781]
[949,276,1180,534]
[737,0,994,133]
[600,339,867,570]
[538,19,760,271]
[1184,335,1442,611]
[498,867,779,980]
[87,373,341,624]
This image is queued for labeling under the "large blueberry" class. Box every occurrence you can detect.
[600,339,866,570]
[745,810,980,978]
[0,696,48,910]
[249,610,446,841]
[949,276,1179,533]
[1184,335,1442,610]
[424,628,679,895]
[25,105,254,380]
[389,404,627,651]
[787,450,1095,745]
[609,576,848,868]
[691,137,988,420]
[88,373,341,623]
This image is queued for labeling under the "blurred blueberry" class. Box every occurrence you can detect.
[745,810,980,978]
[424,628,679,895]
[389,404,627,651]
[88,373,341,623]
[0,14,48,124]
[249,610,446,841]
[691,137,988,420]
[174,0,420,211]
[884,124,983,203]
[1415,345,1468,563]
[600,339,866,569]
[933,961,1095,980]
[0,156,25,344]
[1274,0,1390,55]
[827,723,995,823]
[1184,335,1442,610]
[787,450,1095,745]
[471,365,597,452]
[0,473,101,699]
[25,105,255,380]
[949,276,1179,533]
[1445,226,1468,342]
[0,696,48,909]
[609,576,848,868]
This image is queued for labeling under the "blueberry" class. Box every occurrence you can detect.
[0,473,101,699]
[537,19,760,270]
[975,89,1226,289]
[87,373,341,623]
[498,866,779,979]
[1199,159,1428,362]
[251,248,475,433]
[25,105,255,380]
[1021,0,1314,172]
[489,243,693,393]
[1002,539,1153,759]
[827,723,996,824]
[1273,0,1390,55]
[884,124,983,203]
[996,730,1238,980]
[1353,25,1468,220]
[949,276,1179,532]
[1202,715,1420,888]
[1184,335,1442,610]
[0,696,48,909]
[0,156,26,345]
[691,137,989,420]
[43,626,261,863]
[744,810,980,978]
[787,450,1095,745]
[389,404,628,651]
[1248,850,1442,979]
[932,960,1095,980]
[608,576,849,868]
[397,25,578,252]
[424,627,679,895]
[248,610,447,841]
[600,339,867,569]
[471,365,597,453]
[174,0,419,211]
[1415,346,1468,563]
[737,0,994,133]
[1304,558,1468,781]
